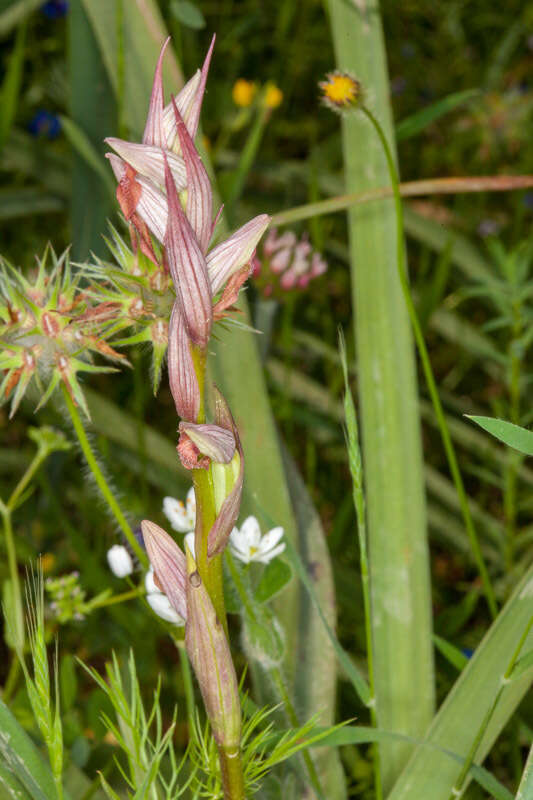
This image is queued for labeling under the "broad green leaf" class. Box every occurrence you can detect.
[327,0,434,789]
[80,0,183,138]
[516,744,533,800]
[170,0,206,30]
[243,607,285,666]
[255,559,293,605]
[395,88,479,141]
[467,416,533,457]
[387,565,533,800]
[509,649,533,681]
[0,698,61,800]
[0,763,33,799]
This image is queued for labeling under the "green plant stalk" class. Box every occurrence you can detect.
[449,614,533,799]
[1,442,53,695]
[61,384,146,565]
[218,746,245,800]
[269,175,533,227]
[361,104,498,619]
[503,298,523,569]
[224,551,325,799]
[345,417,382,799]
[225,104,270,224]
[177,644,196,724]
[327,1,434,788]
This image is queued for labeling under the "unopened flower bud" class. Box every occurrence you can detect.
[107,545,134,578]
[185,548,241,749]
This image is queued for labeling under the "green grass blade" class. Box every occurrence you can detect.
[80,0,183,138]
[327,0,434,788]
[395,88,479,141]
[516,744,533,800]
[0,188,64,220]
[0,20,26,151]
[0,698,59,800]
[0,0,41,37]
[68,0,116,260]
[281,447,348,799]
[387,565,533,800]
[467,416,533,457]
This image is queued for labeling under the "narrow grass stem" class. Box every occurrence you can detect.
[270,175,533,227]
[0,506,24,649]
[61,384,146,566]
[449,613,533,799]
[270,666,325,800]
[361,105,498,619]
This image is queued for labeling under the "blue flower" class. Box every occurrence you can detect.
[41,1,69,19]
[28,110,61,139]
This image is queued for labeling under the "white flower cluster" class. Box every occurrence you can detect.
[106,487,286,625]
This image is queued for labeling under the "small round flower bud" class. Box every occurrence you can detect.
[106,545,134,578]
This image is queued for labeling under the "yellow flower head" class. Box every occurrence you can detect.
[264,82,283,110]
[232,79,257,108]
[319,70,362,112]
[40,553,56,574]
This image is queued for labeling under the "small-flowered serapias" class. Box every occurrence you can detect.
[252,227,328,298]
[0,247,128,419]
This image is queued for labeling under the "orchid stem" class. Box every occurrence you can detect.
[361,104,498,619]
[61,384,147,566]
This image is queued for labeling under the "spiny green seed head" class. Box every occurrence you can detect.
[0,247,127,419]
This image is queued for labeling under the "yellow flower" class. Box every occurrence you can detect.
[319,70,362,112]
[264,82,283,110]
[232,79,257,108]
[40,553,56,574]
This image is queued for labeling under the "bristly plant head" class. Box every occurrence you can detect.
[0,246,129,419]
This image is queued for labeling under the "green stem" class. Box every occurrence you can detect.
[61,384,146,566]
[225,104,270,224]
[449,614,533,798]
[177,643,196,723]
[225,552,325,799]
[88,586,145,609]
[269,176,533,228]
[361,105,498,619]
[218,744,246,800]
[271,666,325,800]
[193,466,227,636]
[0,506,24,651]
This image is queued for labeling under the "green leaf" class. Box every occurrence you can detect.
[387,565,533,800]
[0,0,42,37]
[58,114,115,195]
[0,20,26,150]
[0,763,33,799]
[395,89,479,141]
[0,188,64,220]
[255,559,293,604]
[509,649,533,681]
[327,0,434,789]
[2,578,24,650]
[433,635,469,671]
[0,698,58,800]
[243,606,285,667]
[516,744,533,800]
[466,416,533,457]
[68,1,116,260]
[59,654,78,713]
[170,0,206,30]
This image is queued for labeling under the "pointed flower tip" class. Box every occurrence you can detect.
[141,519,187,620]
